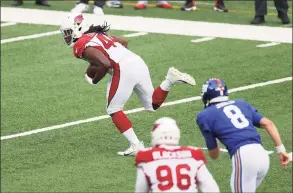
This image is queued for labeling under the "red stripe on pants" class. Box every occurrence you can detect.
[235,151,240,193]
[108,64,120,107]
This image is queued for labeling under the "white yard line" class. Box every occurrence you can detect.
[256,42,281,48]
[1,30,147,44]
[1,22,17,27]
[1,30,60,44]
[123,32,148,38]
[1,77,291,141]
[191,37,215,43]
[1,7,292,43]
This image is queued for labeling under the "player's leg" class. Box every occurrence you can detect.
[255,146,270,189]
[93,0,105,16]
[134,70,155,112]
[133,58,195,111]
[106,65,144,156]
[71,0,89,13]
[230,148,257,193]
[152,67,196,110]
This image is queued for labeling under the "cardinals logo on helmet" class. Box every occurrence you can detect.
[74,14,84,25]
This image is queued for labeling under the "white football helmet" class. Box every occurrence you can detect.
[151,117,180,147]
[60,13,91,47]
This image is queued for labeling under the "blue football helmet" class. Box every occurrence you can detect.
[201,78,229,108]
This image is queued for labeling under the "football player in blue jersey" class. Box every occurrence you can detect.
[196,78,290,193]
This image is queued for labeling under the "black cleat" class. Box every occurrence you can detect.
[278,11,290,24]
[213,4,228,12]
[181,0,197,11]
[12,0,23,6]
[35,0,50,7]
[250,16,265,24]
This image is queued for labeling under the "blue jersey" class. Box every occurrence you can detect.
[196,99,264,158]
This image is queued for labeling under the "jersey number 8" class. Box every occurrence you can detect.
[156,164,191,191]
[223,105,249,129]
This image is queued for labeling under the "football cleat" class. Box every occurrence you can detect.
[213,4,228,12]
[117,141,145,156]
[71,3,89,13]
[250,16,265,25]
[156,1,173,9]
[278,11,290,24]
[166,67,196,86]
[181,0,197,11]
[106,0,123,8]
[134,2,147,10]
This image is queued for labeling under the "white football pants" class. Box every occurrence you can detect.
[230,143,270,193]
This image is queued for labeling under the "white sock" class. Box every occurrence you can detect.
[123,128,140,144]
[160,79,173,91]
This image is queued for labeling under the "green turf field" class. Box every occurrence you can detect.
[1,2,292,192]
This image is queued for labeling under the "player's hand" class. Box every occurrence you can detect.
[278,152,290,168]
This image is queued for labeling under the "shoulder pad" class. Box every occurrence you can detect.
[73,34,94,58]
[182,146,207,164]
[135,148,154,167]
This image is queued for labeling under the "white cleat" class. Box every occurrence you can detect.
[166,67,196,86]
[93,6,105,16]
[117,141,145,156]
[71,3,89,13]
[106,0,123,8]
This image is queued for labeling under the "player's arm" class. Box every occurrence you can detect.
[82,47,111,69]
[248,102,290,168]
[259,117,290,168]
[197,164,220,192]
[134,167,149,193]
[196,114,220,159]
[110,35,128,48]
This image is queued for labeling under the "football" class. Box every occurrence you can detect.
[86,63,109,81]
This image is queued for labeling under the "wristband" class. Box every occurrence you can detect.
[276,144,286,153]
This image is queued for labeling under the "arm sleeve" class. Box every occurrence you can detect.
[247,103,264,127]
[197,164,220,193]
[135,167,149,193]
[196,114,218,150]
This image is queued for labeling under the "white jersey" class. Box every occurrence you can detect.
[73,32,137,64]
[135,145,220,193]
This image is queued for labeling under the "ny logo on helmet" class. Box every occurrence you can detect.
[74,15,84,25]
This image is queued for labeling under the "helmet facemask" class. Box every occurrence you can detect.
[60,13,90,47]
[201,82,209,108]
[61,28,74,46]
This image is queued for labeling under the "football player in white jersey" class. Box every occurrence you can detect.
[60,13,196,156]
[135,117,220,192]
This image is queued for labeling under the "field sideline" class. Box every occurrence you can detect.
[1,7,292,43]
